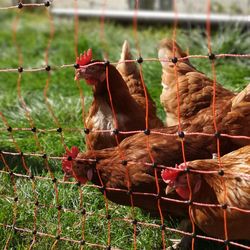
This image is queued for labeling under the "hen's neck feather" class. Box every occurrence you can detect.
[92,65,141,112]
[94,65,129,95]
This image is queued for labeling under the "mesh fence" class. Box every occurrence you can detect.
[0,0,250,249]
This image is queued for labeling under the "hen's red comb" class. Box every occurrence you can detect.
[62,146,79,174]
[161,164,186,182]
[76,49,92,66]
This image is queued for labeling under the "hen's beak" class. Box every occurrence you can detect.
[165,185,175,195]
[74,71,80,81]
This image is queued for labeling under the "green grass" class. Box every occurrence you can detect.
[0,8,249,250]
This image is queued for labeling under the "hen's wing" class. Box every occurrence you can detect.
[221,83,250,146]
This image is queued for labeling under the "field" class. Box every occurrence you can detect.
[0,8,249,250]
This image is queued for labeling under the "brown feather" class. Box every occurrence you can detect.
[158,38,235,126]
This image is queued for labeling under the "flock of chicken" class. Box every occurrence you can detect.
[62,39,250,249]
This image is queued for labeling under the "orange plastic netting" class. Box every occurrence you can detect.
[0,1,250,249]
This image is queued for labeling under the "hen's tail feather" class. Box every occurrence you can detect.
[116,40,137,76]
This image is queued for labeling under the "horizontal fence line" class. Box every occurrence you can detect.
[0,3,48,10]
[0,54,249,73]
[1,166,250,198]
[1,127,250,140]
[2,161,250,182]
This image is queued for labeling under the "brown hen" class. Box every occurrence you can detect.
[70,125,211,218]
[75,49,162,150]
[158,38,235,126]
[116,40,163,128]
[162,145,250,241]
